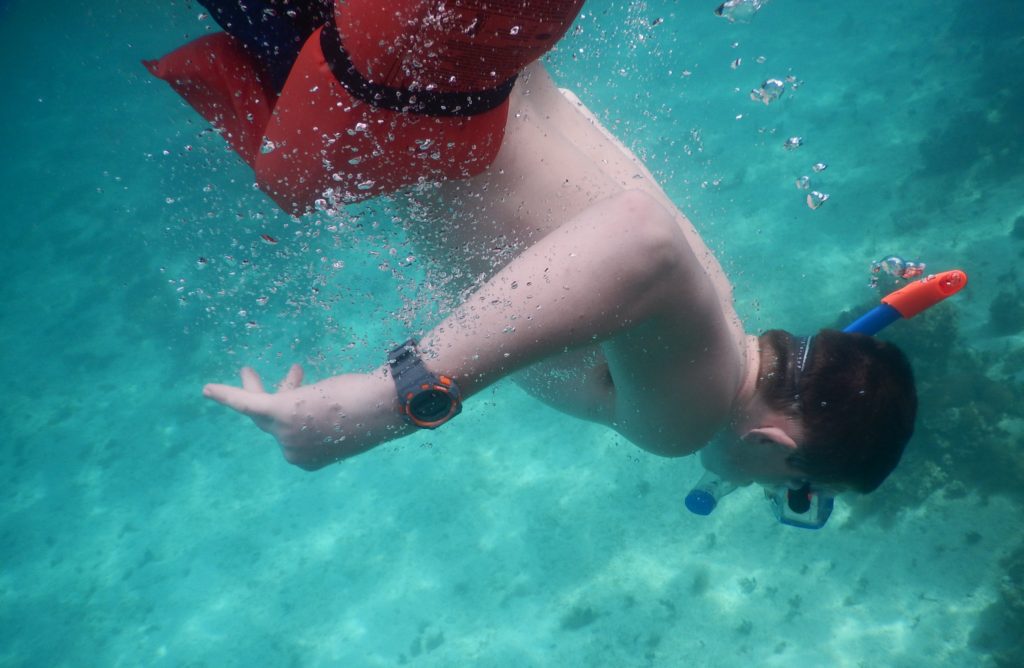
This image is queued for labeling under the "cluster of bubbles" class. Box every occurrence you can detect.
[870,255,926,288]
[795,162,829,209]
[723,2,835,211]
[777,111,830,210]
[750,78,785,105]
[782,141,830,208]
[749,74,801,104]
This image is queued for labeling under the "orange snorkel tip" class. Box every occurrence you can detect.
[844,269,968,334]
[882,269,968,319]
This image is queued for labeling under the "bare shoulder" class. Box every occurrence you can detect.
[511,68,747,452]
[518,69,735,296]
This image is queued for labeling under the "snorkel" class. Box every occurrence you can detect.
[685,269,969,529]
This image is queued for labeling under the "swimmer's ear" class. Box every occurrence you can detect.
[741,426,799,451]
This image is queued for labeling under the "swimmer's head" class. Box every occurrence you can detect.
[756,329,917,493]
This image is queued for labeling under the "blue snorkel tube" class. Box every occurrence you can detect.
[684,270,969,528]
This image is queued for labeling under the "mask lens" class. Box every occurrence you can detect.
[787,483,813,514]
[765,484,834,529]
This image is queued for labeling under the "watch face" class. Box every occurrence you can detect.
[409,388,454,421]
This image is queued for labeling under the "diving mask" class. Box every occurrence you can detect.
[763,482,834,530]
[684,472,836,529]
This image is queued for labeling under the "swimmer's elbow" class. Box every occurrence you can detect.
[612,190,691,287]
[282,450,336,472]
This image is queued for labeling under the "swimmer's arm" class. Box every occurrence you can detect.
[203,363,411,470]
[203,190,706,469]
[418,189,706,396]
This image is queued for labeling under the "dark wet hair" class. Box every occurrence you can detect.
[756,329,917,493]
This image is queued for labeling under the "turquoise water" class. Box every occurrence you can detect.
[2,1,1022,666]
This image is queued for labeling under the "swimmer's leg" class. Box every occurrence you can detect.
[196,0,331,92]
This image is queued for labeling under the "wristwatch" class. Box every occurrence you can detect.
[387,339,462,429]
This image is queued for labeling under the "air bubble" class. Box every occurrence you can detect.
[750,78,785,105]
[806,191,829,209]
[714,0,767,24]
[871,256,926,281]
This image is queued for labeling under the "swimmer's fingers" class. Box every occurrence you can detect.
[202,382,274,418]
[277,364,304,392]
[203,365,302,427]
[239,366,267,393]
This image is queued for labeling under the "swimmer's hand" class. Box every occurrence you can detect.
[202,365,411,470]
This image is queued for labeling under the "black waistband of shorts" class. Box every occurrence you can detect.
[320,19,517,117]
